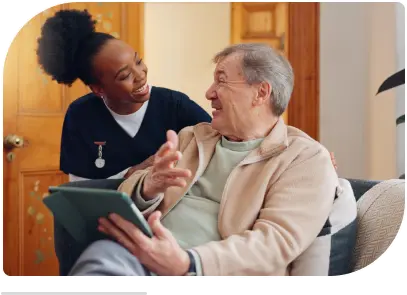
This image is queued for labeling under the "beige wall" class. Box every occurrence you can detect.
[320,2,399,180]
[144,2,400,180]
[144,2,231,115]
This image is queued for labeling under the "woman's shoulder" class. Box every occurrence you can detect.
[66,93,102,117]
[151,86,190,103]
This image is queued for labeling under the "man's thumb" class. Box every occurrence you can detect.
[148,211,169,239]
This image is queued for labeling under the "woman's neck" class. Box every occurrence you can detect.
[104,100,144,115]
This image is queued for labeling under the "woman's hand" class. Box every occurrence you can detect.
[142,130,192,199]
[98,211,190,276]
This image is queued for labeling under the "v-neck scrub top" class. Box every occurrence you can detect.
[60,86,212,179]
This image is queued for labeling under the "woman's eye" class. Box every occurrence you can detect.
[120,73,131,81]
[136,58,143,65]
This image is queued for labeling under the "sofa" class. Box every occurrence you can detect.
[54,178,405,275]
[348,178,404,272]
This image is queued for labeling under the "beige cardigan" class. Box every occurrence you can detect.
[119,118,339,276]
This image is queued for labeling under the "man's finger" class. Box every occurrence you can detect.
[155,167,191,179]
[163,178,187,188]
[156,141,174,159]
[109,213,153,250]
[166,130,179,150]
[155,151,182,169]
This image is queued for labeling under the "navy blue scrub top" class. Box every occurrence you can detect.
[60,86,212,179]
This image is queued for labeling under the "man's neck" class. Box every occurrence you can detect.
[226,117,279,142]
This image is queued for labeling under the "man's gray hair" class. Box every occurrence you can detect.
[213,43,294,116]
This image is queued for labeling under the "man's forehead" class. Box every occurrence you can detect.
[214,53,243,75]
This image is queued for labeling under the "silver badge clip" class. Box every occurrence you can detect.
[94,141,106,168]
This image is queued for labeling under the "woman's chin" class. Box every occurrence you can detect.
[130,92,150,103]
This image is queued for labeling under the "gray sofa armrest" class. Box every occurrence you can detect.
[346,178,381,201]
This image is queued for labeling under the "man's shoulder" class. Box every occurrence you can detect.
[285,125,331,166]
[178,122,213,136]
[177,122,216,147]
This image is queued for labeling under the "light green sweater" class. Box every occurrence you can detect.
[135,136,263,274]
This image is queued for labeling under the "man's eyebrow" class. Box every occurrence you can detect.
[215,69,228,78]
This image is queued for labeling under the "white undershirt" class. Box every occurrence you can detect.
[69,86,151,182]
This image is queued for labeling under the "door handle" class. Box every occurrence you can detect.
[4,134,26,150]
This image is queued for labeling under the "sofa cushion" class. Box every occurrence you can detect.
[352,179,405,271]
[290,178,358,275]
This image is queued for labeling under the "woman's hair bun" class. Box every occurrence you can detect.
[37,9,96,85]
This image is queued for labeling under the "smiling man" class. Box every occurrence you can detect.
[69,43,343,276]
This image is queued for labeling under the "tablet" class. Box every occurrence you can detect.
[44,186,153,244]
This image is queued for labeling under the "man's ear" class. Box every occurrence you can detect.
[253,82,272,106]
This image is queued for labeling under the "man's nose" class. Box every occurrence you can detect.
[205,83,217,100]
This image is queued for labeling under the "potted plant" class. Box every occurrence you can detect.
[377,69,405,179]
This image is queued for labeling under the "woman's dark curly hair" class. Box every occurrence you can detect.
[37,9,115,86]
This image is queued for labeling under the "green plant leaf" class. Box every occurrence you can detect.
[396,114,405,125]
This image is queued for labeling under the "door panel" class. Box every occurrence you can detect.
[231,2,320,139]
[231,2,289,122]
[3,2,144,276]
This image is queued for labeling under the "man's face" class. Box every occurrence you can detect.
[205,53,260,139]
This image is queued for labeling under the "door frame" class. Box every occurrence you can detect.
[230,2,320,140]
[287,2,320,140]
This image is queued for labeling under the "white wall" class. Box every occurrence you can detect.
[320,2,399,180]
[395,3,405,178]
[144,2,231,115]
[320,3,370,179]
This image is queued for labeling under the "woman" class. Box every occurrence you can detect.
[36,9,211,181]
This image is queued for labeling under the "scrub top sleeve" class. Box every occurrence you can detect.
[60,110,94,179]
[175,92,212,132]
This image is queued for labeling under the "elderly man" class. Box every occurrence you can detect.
[69,43,341,276]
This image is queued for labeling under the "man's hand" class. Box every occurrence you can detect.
[142,130,192,199]
[124,155,156,179]
[330,152,338,170]
[98,211,190,276]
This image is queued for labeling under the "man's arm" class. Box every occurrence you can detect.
[118,127,194,215]
[193,146,338,276]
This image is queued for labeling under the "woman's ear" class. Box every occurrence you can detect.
[89,84,104,98]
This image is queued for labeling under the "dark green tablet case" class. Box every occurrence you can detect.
[43,186,153,244]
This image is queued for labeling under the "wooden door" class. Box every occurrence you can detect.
[231,2,289,122]
[230,3,320,140]
[3,2,144,276]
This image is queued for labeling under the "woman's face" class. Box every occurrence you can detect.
[90,39,150,107]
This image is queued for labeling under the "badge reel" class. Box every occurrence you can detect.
[95,143,106,168]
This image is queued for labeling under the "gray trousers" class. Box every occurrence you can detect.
[69,240,150,276]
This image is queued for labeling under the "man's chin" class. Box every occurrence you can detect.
[210,118,222,132]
